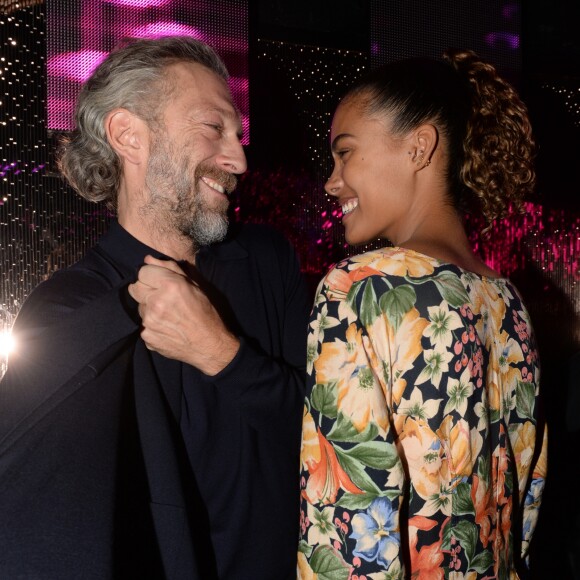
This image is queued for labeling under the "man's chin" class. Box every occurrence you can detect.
[182,214,229,247]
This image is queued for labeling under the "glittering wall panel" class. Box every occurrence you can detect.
[370,0,521,79]
[253,39,368,276]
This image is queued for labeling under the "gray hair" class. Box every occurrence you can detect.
[58,36,229,209]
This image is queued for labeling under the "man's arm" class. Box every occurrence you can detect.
[0,272,139,440]
[128,235,310,449]
[128,256,240,375]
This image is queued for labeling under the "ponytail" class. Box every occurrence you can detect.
[444,48,536,224]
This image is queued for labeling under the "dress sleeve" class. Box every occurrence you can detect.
[521,412,548,565]
[364,273,496,574]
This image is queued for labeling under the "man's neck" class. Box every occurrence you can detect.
[117,208,197,265]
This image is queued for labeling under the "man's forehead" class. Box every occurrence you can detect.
[165,63,239,116]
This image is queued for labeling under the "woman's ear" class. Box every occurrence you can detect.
[104,108,148,165]
[410,123,439,169]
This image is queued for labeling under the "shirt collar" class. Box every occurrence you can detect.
[97,220,168,275]
[97,219,248,275]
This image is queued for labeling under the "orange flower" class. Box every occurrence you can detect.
[349,265,384,281]
[397,416,449,502]
[325,267,353,302]
[349,248,436,278]
[302,429,363,505]
[437,416,483,479]
[301,406,320,470]
[408,515,445,578]
[471,474,497,548]
[369,308,429,408]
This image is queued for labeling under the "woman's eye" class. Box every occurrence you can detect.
[336,149,350,159]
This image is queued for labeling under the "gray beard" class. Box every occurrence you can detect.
[179,191,229,248]
[144,138,230,250]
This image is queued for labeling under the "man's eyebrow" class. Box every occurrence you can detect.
[331,133,354,151]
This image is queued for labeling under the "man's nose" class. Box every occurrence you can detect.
[217,139,247,174]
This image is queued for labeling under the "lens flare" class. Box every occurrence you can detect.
[0,330,15,358]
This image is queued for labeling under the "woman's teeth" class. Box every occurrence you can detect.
[341,199,358,215]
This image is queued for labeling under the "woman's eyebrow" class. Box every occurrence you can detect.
[331,133,354,151]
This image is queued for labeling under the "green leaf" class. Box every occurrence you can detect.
[380,488,402,502]
[477,455,490,482]
[431,271,470,308]
[516,380,536,420]
[470,550,494,574]
[379,285,416,330]
[490,408,500,424]
[311,382,338,418]
[345,281,364,317]
[310,545,352,580]
[336,491,376,510]
[454,482,475,516]
[341,441,399,471]
[360,280,381,327]
[334,445,381,494]
[441,519,452,552]
[451,520,479,564]
[327,412,379,443]
[298,539,313,558]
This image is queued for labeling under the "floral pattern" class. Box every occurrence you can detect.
[298,247,547,579]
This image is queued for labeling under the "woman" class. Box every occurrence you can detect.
[298,49,547,579]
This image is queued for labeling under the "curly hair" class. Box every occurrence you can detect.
[342,49,536,224]
[58,36,229,210]
[443,48,535,223]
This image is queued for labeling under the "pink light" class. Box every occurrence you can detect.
[485,32,519,50]
[103,0,172,6]
[129,22,205,39]
[48,50,108,82]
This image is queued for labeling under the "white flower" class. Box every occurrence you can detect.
[444,366,474,417]
[309,303,340,344]
[416,348,454,388]
[397,387,442,420]
[306,503,340,546]
[306,332,319,376]
[423,302,463,349]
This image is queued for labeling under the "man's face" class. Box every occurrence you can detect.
[143,62,246,248]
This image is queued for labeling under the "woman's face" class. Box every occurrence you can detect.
[325,98,418,247]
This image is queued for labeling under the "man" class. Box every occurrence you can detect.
[0,36,308,579]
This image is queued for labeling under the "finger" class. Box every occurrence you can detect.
[143,255,186,276]
[137,263,182,288]
[128,280,153,304]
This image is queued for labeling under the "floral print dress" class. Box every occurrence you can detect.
[298,247,547,580]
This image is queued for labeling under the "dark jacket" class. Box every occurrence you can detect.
[0,221,309,579]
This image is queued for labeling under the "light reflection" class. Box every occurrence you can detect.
[0,329,15,358]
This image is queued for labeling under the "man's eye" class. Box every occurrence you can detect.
[205,123,223,133]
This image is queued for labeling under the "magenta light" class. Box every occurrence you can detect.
[502,4,519,20]
[485,32,520,50]
[103,0,172,7]
[128,22,205,39]
[48,50,108,82]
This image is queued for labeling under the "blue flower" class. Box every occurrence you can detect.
[350,497,400,568]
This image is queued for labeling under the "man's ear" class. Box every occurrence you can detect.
[409,123,439,169]
[104,108,148,165]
